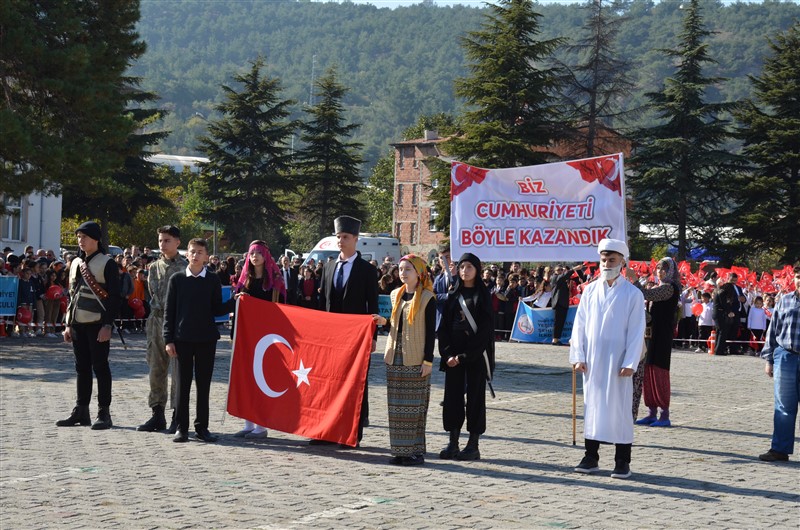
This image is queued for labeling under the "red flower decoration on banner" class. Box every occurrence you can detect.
[450,162,490,199]
[566,154,622,196]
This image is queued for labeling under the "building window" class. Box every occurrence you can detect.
[1,196,23,241]
[396,184,403,205]
[398,148,404,169]
[395,222,402,239]
[429,207,439,232]
[412,184,419,206]
[410,223,417,245]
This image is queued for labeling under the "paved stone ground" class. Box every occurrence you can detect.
[1,332,797,529]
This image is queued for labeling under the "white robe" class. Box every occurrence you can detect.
[569,276,645,444]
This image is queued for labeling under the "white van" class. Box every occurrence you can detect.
[303,233,401,267]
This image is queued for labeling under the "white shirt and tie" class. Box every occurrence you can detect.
[335,253,357,292]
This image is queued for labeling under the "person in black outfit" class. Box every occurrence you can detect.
[712,279,737,356]
[438,253,494,461]
[164,238,235,443]
[58,221,121,430]
[316,215,379,445]
[550,263,585,345]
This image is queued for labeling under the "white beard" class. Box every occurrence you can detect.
[600,265,622,282]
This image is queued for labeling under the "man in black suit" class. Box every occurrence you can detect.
[727,272,748,355]
[315,215,379,445]
[279,255,298,305]
[550,264,585,345]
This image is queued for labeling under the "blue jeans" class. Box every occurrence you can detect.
[771,346,799,455]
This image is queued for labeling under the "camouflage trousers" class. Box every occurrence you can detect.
[146,314,178,409]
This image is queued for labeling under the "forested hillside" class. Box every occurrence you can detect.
[131,0,799,171]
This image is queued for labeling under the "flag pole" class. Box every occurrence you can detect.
[572,365,577,446]
[222,296,241,425]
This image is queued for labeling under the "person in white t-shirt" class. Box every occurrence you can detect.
[747,296,768,355]
[696,292,715,353]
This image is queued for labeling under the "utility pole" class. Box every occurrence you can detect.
[309,54,317,106]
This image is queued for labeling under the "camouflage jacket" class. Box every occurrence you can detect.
[148,254,188,315]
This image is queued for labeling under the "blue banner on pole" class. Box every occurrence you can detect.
[216,286,232,323]
[510,302,577,344]
[0,276,19,317]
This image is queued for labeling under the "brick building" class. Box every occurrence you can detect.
[390,130,450,264]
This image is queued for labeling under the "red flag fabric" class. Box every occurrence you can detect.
[227,296,374,446]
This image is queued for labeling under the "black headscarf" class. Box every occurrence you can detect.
[450,253,483,294]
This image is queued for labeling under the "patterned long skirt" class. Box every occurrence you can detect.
[632,360,646,420]
[386,340,431,457]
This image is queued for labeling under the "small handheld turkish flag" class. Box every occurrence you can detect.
[227,296,374,446]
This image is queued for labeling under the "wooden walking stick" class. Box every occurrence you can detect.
[572,365,577,446]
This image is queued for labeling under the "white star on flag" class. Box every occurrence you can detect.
[292,360,312,388]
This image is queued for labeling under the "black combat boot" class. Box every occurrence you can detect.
[439,430,461,459]
[137,405,167,432]
[457,432,480,461]
[91,407,113,430]
[56,405,91,427]
[166,409,177,435]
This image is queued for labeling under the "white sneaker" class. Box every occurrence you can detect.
[694,348,703,353]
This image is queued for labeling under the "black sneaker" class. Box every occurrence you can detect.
[759,449,789,462]
[194,428,218,443]
[611,462,631,479]
[574,456,600,474]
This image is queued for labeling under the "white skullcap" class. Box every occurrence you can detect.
[597,238,629,259]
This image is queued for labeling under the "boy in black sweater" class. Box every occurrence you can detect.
[164,238,235,443]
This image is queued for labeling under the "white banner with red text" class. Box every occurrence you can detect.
[449,154,627,262]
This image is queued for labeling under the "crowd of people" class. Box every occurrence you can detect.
[4,234,793,355]
[3,222,798,471]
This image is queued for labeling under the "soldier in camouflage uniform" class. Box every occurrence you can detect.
[138,226,188,433]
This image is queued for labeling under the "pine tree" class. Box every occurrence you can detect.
[445,0,565,168]
[62,83,170,241]
[1,1,146,199]
[559,0,634,158]
[294,67,364,242]
[732,23,800,265]
[627,0,741,261]
[198,58,298,251]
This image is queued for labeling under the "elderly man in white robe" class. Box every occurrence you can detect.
[569,238,646,479]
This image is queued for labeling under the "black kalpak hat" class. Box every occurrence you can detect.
[333,216,361,236]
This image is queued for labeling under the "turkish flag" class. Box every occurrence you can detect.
[227,296,374,446]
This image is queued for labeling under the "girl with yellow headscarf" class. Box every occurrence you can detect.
[372,254,435,466]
